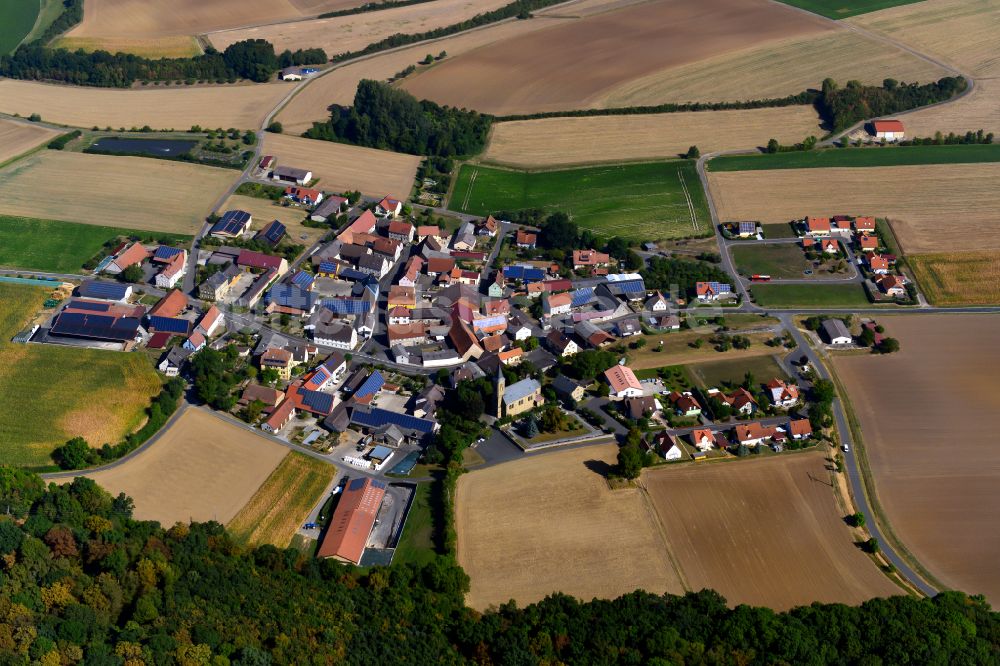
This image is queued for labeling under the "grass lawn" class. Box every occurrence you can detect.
[450,160,711,241]
[908,252,1000,306]
[0,215,192,273]
[731,244,813,279]
[227,452,336,548]
[688,355,788,389]
[708,144,1000,172]
[392,483,437,567]
[760,223,798,239]
[634,365,694,392]
[750,283,872,308]
[625,330,777,370]
[0,283,162,467]
[773,0,925,19]
[721,313,781,329]
[0,0,39,55]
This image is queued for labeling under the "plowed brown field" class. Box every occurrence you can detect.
[707,164,1000,253]
[263,133,420,197]
[644,452,899,609]
[833,315,1000,605]
[82,408,289,526]
[400,0,833,115]
[0,118,60,166]
[0,79,289,130]
[482,107,822,167]
[456,444,684,610]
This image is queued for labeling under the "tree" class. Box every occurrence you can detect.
[266,121,283,133]
[859,327,876,347]
[766,138,780,154]
[617,442,644,479]
[242,130,256,145]
[120,264,144,284]
[540,406,568,433]
[222,39,279,82]
[522,413,540,438]
[849,512,866,528]
[812,379,836,404]
[876,337,900,354]
[539,212,578,249]
[53,437,92,470]
[685,145,700,159]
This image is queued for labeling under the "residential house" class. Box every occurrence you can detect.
[854,216,876,234]
[690,428,716,452]
[148,290,188,318]
[200,264,242,301]
[648,432,684,460]
[707,387,758,415]
[868,254,890,274]
[858,235,879,253]
[821,239,839,254]
[667,391,702,417]
[416,225,443,243]
[387,285,416,310]
[695,281,732,301]
[574,320,615,348]
[736,221,757,237]
[262,399,296,433]
[487,272,505,298]
[767,378,800,408]
[196,305,223,337]
[804,216,832,237]
[645,291,669,312]
[543,292,572,317]
[338,210,378,244]
[733,422,778,447]
[210,210,253,239]
[515,229,537,248]
[876,274,907,297]
[624,395,659,420]
[498,347,523,366]
[310,196,348,222]
[358,253,389,278]
[388,220,415,243]
[260,347,294,380]
[478,215,499,237]
[788,418,813,440]
[387,322,427,347]
[614,318,641,338]
[388,306,411,325]
[284,186,323,206]
[239,384,284,410]
[183,330,206,352]
[312,317,358,350]
[375,196,403,218]
[604,365,643,398]
[237,249,289,277]
[552,375,586,403]
[426,256,456,276]
[157,346,191,377]
[573,249,610,270]
[154,252,186,288]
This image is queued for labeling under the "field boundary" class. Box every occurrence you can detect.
[825,359,949,592]
[636,480,692,593]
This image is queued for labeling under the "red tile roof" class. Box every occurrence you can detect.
[149,290,188,318]
[113,243,150,270]
[604,365,641,394]
[317,477,386,563]
[238,249,284,271]
[806,216,831,232]
[873,119,904,133]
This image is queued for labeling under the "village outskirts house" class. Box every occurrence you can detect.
[375,196,403,218]
[667,391,702,417]
[604,365,643,399]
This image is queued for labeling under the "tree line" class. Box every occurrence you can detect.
[0,468,995,663]
[304,79,491,157]
[819,77,967,132]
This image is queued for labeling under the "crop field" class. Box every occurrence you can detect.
[482,107,822,168]
[263,133,420,198]
[275,16,564,134]
[456,444,684,610]
[731,243,817,279]
[708,164,1000,254]
[227,452,335,548]
[750,283,871,308]
[902,78,1000,137]
[709,144,1000,172]
[400,0,833,115]
[0,79,290,131]
[84,408,289,526]
[644,452,900,609]
[832,315,1000,605]
[687,354,788,389]
[774,0,923,19]
[53,35,201,58]
[0,215,190,273]
[601,30,947,108]
[450,161,710,241]
[208,0,510,57]
[0,118,60,167]
[908,252,1000,306]
[0,0,38,54]
[0,151,235,235]
[0,283,162,467]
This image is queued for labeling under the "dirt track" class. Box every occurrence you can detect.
[833,316,1000,605]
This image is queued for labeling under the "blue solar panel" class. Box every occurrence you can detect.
[52,312,140,341]
[618,280,645,293]
[291,271,314,288]
[257,221,286,245]
[66,300,111,312]
[211,210,251,235]
[268,285,315,309]
[147,316,191,334]
[318,261,339,275]
[337,267,367,281]
[153,246,183,261]
[354,371,385,399]
[299,389,334,414]
[502,266,545,282]
[78,281,129,300]
[351,407,435,435]
[571,288,594,308]
[322,299,370,315]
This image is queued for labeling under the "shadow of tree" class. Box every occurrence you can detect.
[583,459,613,478]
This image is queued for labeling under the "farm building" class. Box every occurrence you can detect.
[262,399,296,433]
[272,166,312,185]
[49,309,143,348]
[105,243,150,275]
[155,253,187,288]
[210,210,253,239]
[821,318,853,345]
[317,477,387,564]
[77,280,132,302]
[872,119,905,141]
[148,290,188,318]
[237,249,289,276]
[311,196,348,222]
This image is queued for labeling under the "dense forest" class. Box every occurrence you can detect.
[0,40,326,87]
[0,468,996,664]
[305,79,491,157]
[819,77,967,132]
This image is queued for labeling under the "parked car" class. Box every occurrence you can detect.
[842,444,850,452]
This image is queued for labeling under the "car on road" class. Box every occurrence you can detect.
[842,444,850,452]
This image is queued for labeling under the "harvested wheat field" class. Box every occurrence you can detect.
[0,79,289,131]
[833,315,1000,605]
[708,163,1000,253]
[456,444,684,610]
[601,30,949,107]
[65,0,365,40]
[908,251,1000,306]
[83,408,289,526]
[264,133,419,198]
[227,452,336,547]
[53,35,202,58]
[850,0,1000,78]
[0,152,234,235]
[645,452,898,609]
[400,0,833,115]
[275,16,563,134]
[483,107,822,168]
[208,0,510,58]
[0,118,60,166]
[902,78,1000,136]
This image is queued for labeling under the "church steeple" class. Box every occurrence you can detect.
[494,363,505,418]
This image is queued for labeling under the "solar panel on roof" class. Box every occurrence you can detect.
[79,281,129,300]
[322,299,370,315]
[147,316,191,334]
[354,371,385,399]
[351,407,435,434]
[291,271,314,288]
[66,300,111,312]
[338,268,367,282]
[153,246,183,261]
[258,221,286,245]
[618,280,645,293]
[51,312,140,342]
[299,389,334,414]
[571,288,594,308]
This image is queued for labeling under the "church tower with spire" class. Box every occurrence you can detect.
[494,364,506,418]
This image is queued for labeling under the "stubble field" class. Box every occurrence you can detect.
[400,0,833,115]
[0,283,162,467]
[0,118,60,166]
[832,315,1000,605]
[53,35,202,59]
[644,452,900,609]
[263,133,420,198]
[0,151,236,235]
[908,252,1000,306]
[707,163,1000,253]
[227,452,336,547]
[456,444,684,610]
[482,107,822,168]
[207,0,511,58]
[0,79,290,131]
[84,408,289,526]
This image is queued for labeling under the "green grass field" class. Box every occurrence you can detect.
[709,144,1000,172]
[732,244,813,279]
[0,283,162,467]
[760,223,798,239]
[0,215,192,273]
[773,0,924,19]
[750,283,872,308]
[450,161,711,241]
[688,355,788,389]
[393,483,437,567]
[0,0,39,54]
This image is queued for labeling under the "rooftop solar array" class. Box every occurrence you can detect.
[298,389,334,414]
[257,220,287,245]
[354,371,385,399]
[322,299,371,315]
[268,285,315,309]
[351,407,436,435]
[337,268,368,281]
[212,210,251,235]
[147,316,191,334]
[51,312,140,342]
[153,246,184,261]
[66,299,111,312]
[503,265,545,282]
[571,287,594,308]
[290,271,315,289]
[78,280,129,300]
[304,366,331,390]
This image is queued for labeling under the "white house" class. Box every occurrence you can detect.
[690,429,715,452]
[873,119,905,141]
[543,292,572,317]
[645,291,669,312]
[767,378,800,408]
[375,196,403,218]
[604,365,643,399]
